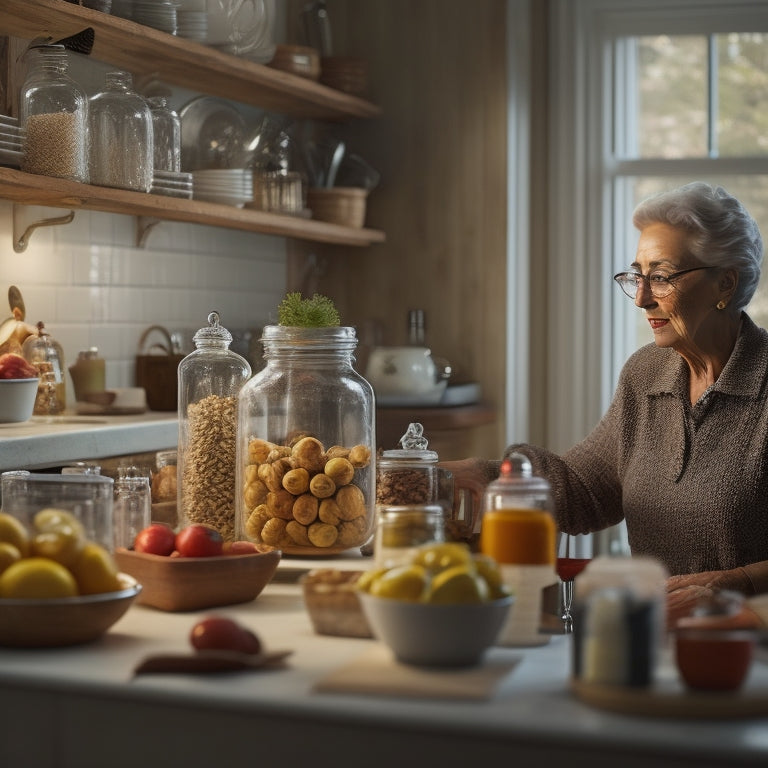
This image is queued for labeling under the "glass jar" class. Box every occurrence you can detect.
[148,95,181,173]
[376,422,439,506]
[480,452,557,646]
[236,325,375,555]
[178,312,251,541]
[68,347,106,402]
[113,474,152,550]
[22,321,66,415]
[89,70,153,191]
[374,504,445,569]
[20,44,88,183]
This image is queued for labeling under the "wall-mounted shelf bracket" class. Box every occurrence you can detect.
[12,204,75,253]
[136,216,161,248]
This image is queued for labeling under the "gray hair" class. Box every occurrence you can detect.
[632,182,763,311]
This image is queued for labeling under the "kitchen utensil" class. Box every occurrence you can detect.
[301,0,332,56]
[335,153,380,191]
[325,139,345,187]
[365,345,450,404]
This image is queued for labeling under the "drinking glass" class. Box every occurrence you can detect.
[556,532,592,633]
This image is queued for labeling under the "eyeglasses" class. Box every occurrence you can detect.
[613,266,715,299]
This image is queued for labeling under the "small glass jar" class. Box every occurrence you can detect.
[89,70,153,191]
[178,312,252,541]
[20,44,88,183]
[376,422,439,506]
[236,325,375,555]
[374,504,445,569]
[148,95,181,173]
[22,321,66,415]
[113,474,152,550]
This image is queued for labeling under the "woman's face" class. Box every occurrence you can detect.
[632,222,723,351]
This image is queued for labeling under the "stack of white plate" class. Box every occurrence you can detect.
[192,169,253,207]
[151,169,193,199]
[132,1,177,34]
[177,10,207,42]
[0,115,24,169]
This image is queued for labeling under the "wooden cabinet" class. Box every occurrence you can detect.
[0,0,385,247]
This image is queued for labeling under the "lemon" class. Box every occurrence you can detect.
[413,542,473,574]
[473,553,510,599]
[369,564,428,601]
[0,542,21,575]
[0,511,30,557]
[0,557,78,599]
[426,564,490,604]
[31,525,85,568]
[71,542,122,595]
[355,567,388,593]
[33,508,86,538]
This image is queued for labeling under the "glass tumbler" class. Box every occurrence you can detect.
[113,475,151,550]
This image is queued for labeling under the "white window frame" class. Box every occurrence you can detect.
[540,0,768,454]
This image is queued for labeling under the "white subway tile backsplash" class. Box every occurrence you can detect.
[0,202,286,392]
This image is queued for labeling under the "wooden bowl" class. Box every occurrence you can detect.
[0,573,140,647]
[114,548,281,612]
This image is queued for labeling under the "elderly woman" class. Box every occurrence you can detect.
[446,182,768,623]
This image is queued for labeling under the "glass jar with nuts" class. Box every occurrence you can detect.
[235,325,375,555]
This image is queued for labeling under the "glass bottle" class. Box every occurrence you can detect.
[22,321,66,414]
[480,452,557,646]
[178,312,252,541]
[148,95,181,173]
[236,325,375,555]
[20,44,88,182]
[89,70,153,191]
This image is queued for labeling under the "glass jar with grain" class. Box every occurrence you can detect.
[20,44,88,183]
[177,312,252,541]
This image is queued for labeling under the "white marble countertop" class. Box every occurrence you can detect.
[0,555,767,768]
[0,411,177,471]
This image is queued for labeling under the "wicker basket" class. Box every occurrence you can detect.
[307,187,368,228]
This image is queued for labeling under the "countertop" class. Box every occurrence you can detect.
[1,554,767,768]
[0,411,177,471]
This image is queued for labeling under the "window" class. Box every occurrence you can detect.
[542,0,768,455]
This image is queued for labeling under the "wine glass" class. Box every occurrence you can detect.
[556,532,592,634]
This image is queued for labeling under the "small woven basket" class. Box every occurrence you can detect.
[307,187,368,228]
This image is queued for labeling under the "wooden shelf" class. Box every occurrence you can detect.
[0,167,385,246]
[0,0,381,120]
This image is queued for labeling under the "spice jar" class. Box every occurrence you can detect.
[480,453,557,646]
[22,321,66,415]
[148,95,181,173]
[20,44,88,183]
[89,70,153,191]
[178,312,252,541]
[235,325,375,555]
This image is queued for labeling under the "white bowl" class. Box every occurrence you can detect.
[0,378,38,423]
[358,592,513,667]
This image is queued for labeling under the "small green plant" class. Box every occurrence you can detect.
[277,292,340,327]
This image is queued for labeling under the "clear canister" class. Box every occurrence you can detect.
[88,70,153,191]
[178,312,252,541]
[376,423,439,506]
[20,44,88,183]
[374,504,445,569]
[22,321,66,415]
[148,95,181,173]
[236,325,375,555]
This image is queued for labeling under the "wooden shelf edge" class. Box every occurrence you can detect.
[1,0,381,120]
[376,403,497,431]
[0,167,386,247]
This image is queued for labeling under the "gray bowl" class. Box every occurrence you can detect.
[358,592,513,667]
[0,378,38,423]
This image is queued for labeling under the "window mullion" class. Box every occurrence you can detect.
[708,33,718,157]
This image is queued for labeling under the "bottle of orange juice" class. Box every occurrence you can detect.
[481,453,557,646]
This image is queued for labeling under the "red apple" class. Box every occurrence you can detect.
[0,353,38,379]
[190,616,262,655]
[175,524,224,558]
[133,523,176,556]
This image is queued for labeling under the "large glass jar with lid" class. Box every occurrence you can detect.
[21,321,66,415]
[20,44,88,182]
[236,325,375,555]
[177,312,252,541]
[88,70,153,191]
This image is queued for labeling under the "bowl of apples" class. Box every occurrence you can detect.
[114,523,281,612]
[0,353,39,423]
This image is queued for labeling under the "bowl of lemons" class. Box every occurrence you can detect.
[356,542,513,667]
[0,509,141,647]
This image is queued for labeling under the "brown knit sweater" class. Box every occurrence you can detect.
[507,313,768,593]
